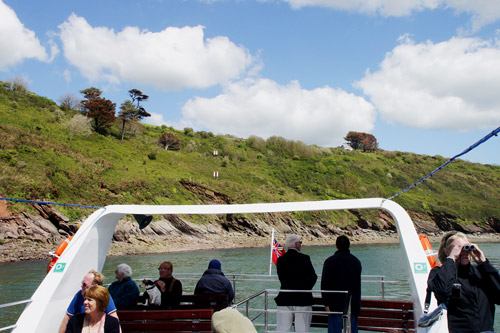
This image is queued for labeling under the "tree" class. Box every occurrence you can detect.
[118,100,139,141]
[80,87,116,134]
[158,133,180,150]
[344,131,379,151]
[58,93,80,111]
[117,89,151,141]
[128,88,150,120]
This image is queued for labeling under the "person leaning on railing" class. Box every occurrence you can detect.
[428,231,500,333]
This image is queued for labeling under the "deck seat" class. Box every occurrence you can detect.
[118,308,214,333]
[311,297,415,332]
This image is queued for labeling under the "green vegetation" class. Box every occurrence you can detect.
[1,82,499,226]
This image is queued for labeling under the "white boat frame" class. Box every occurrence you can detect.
[13,198,446,332]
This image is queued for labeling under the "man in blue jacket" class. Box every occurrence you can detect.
[108,263,140,310]
[195,259,234,304]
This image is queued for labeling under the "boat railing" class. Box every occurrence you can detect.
[0,299,31,332]
[134,273,410,300]
[231,288,351,333]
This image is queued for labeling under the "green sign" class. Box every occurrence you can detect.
[414,262,428,274]
[53,263,66,273]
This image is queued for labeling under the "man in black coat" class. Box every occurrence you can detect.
[275,234,317,332]
[321,235,362,333]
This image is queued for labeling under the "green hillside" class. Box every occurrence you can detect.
[1,82,499,227]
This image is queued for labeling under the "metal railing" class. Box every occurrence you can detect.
[0,299,31,332]
[1,273,410,332]
[232,289,351,333]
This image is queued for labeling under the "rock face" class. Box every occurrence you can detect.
[1,182,498,262]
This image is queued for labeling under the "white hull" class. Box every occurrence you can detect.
[14,198,446,332]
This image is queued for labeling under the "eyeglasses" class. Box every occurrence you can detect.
[158,267,172,271]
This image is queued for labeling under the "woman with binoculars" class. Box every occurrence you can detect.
[427,231,500,332]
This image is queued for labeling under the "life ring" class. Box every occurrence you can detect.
[47,236,73,273]
[419,234,438,268]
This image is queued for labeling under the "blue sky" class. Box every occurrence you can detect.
[1,0,499,165]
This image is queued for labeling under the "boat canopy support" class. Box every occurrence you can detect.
[14,198,445,332]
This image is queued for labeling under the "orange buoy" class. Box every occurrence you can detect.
[47,236,73,273]
[419,234,438,268]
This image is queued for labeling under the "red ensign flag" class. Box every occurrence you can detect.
[272,238,285,265]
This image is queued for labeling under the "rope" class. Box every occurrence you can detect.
[386,126,500,201]
[0,197,103,209]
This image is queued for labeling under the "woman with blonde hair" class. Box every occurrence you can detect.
[66,285,120,332]
[427,231,500,332]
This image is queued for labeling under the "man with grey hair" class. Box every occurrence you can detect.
[108,263,140,310]
[275,234,317,332]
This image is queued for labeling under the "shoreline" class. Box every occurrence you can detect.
[1,229,499,263]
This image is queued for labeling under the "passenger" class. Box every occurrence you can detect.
[108,263,140,310]
[142,261,182,309]
[194,259,235,304]
[58,270,119,333]
[321,235,362,333]
[428,231,500,332]
[275,234,317,333]
[65,285,120,332]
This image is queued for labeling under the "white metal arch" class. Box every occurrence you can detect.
[14,198,446,332]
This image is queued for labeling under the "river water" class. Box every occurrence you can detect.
[1,242,499,331]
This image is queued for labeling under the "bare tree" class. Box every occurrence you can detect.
[158,133,180,150]
[58,93,80,111]
[6,76,28,92]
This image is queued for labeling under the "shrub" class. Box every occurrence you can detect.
[66,114,92,137]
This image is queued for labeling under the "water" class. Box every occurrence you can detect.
[1,242,500,331]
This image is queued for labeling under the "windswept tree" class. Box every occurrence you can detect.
[117,89,151,141]
[128,89,150,118]
[344,131,379,152]
[80,87,116,134]
[158,132,180,150]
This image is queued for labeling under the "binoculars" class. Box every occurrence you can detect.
[463,244,475,251]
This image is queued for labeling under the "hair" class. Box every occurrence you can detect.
[116,263,132,278]
[437,231,468,264]
[89,270,105,286]
[285,234,301,249]
[161,261,173,270]
[84,285,110,313]
[336,235,350,251]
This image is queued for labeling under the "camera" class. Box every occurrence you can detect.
[451,283,462,300]
[463,244,475,251]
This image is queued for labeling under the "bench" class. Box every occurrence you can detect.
[118,309,214,333]
[311,298,415,332]
[178,294,230,311]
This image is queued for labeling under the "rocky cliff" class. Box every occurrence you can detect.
[1,181,499,262]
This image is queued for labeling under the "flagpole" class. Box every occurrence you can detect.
[269,228,275,276]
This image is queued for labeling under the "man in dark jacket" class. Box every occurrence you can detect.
[275,234,317,332]
[321,235,362,333]
[143,261,182,309]
[108,263,140,310]
[195,259,234,304]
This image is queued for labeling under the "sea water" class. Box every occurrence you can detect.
[1,243,499,331]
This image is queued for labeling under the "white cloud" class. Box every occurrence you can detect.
[0,0,49,70]
[355,35,500,131]
[181,78,376,147]
[58,14,254,90]
[282,0,500,28]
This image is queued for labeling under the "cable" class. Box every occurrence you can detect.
[386,126,500,201]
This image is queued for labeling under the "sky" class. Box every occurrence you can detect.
[1,0,499,166]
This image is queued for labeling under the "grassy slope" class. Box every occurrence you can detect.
[1,83,499,226]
